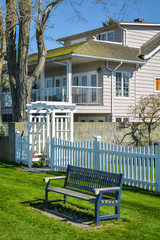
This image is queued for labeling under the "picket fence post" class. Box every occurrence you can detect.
[155,140,160,192]
[50,137,55,172]
[28,113,33,168]
[15,131,20,162]
[93,136,102,170]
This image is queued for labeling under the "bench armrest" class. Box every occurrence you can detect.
[43,176,66,183]
[93,187,120,195]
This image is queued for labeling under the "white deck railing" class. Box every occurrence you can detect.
[2,86,103,107]
[72,86,102,105]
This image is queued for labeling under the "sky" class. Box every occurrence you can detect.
[37,0,160,52]
[1,0,160,53]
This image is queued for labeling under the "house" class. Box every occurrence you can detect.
[2,18,160,122]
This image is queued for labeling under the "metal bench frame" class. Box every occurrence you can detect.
[43,165,123,225]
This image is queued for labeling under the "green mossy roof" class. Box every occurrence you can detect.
[28,42,85,62]
[74,40,143,62]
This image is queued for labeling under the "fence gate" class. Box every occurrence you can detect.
[24,101,75,167]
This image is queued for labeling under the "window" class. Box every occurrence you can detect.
[63,78,67,87]
[96,31,114,42]
[116,72,130,97]
[116,117,129,122]
[155,77,160,91]
[73,77,78,86]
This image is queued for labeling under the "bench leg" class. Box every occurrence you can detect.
[64,194,67,204]
[115,205,120,220]
[45,190,48,208]
[95,202,100,226]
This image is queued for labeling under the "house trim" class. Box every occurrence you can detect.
[71,53,145,65]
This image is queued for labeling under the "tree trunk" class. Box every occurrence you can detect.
[6,0,18,121]
[0,5,6,124]
[6,0,63,122]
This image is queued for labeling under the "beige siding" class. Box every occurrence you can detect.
[112,65,135,121]
[64,27,123,46]
[125,26,160,48]
[103,68,112,113]
[114,28,123,43]
[135,51,160,101]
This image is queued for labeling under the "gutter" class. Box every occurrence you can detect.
[139,45,160,60]
[72,53,145,65]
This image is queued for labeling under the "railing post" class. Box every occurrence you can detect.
[155,140,160,192]
[93,136,102,170]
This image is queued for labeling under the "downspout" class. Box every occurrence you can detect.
[105,61,123,122]
[118,24,127,45]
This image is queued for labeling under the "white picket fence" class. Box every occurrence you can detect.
[15,132,28,165]
[15,133,160,192]
[51,137,160,192]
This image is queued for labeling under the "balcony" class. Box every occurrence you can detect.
[2,86,103,108]
[43,87,67,102]
[72,86,102,105]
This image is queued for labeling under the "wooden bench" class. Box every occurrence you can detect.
[43,165,123,225]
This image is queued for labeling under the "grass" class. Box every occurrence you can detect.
[0,159,160,240]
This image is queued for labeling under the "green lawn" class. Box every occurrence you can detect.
[0,159,160,240]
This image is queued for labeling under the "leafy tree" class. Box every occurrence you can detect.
[131,93,160,145]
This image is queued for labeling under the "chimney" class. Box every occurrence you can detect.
[134,18,146,23]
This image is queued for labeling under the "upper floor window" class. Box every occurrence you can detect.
[116,72,130,97]
[96,31,114,42]
[155,77,160,91]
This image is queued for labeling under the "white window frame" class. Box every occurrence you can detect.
[96,31,114,42]
[115,72,130,98]
[78,116,105,122]
[72,71,98,87]
[115,117,129,122]
[72,71,99,104]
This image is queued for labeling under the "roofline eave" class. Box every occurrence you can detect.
[71,53,145,65]
[28,54,73,66]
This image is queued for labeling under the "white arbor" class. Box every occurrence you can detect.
[26,101,75,167]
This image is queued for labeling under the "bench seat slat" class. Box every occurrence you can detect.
[48,187,118,204]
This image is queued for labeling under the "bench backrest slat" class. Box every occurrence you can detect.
[65,165,123,196]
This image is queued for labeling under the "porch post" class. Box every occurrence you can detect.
[40,68,45,101]
[67,60,72,104]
